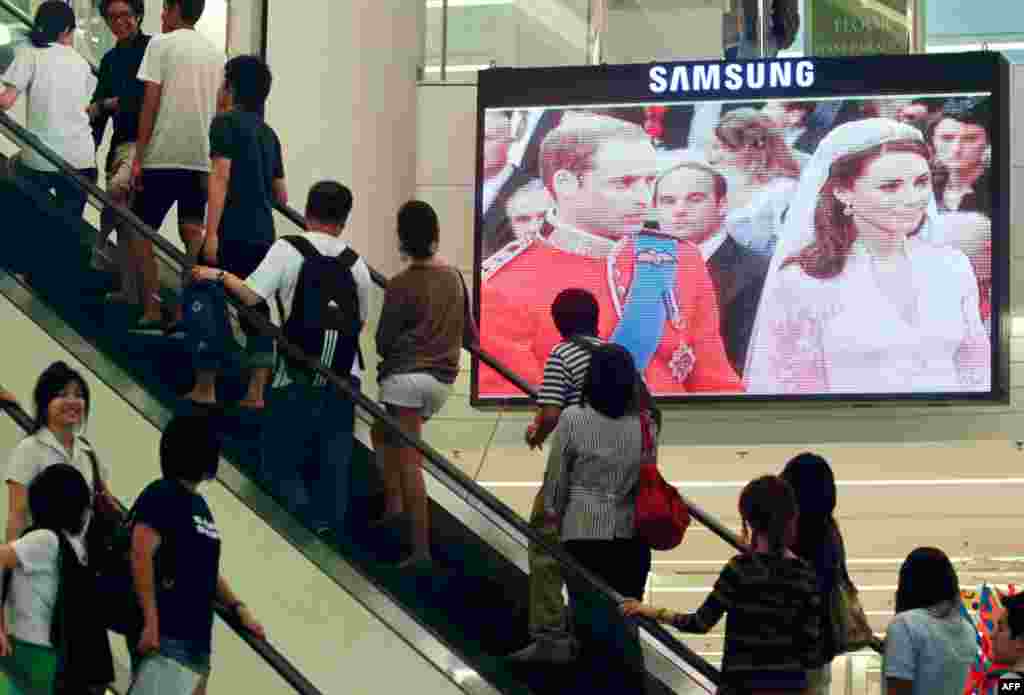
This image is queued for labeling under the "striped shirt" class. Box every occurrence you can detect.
[671,553,822,690]
[542,405,648,542]
[536,337,604,410]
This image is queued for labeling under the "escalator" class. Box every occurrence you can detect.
[0,105,718,695]
[0,10,732,693]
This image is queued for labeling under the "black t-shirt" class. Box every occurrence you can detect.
[133,478,221,656]
[91,32,151,154]
[209,109,284,247]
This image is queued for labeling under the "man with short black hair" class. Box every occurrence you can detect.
[509,288,602,664]
[191,182,370,543]
[183,54,286,408]
[130,414,265,694]
[88,0,150,294]
[129,0,224,331]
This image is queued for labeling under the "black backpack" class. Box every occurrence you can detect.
[277,235,364,384]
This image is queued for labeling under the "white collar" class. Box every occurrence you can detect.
[35,427,86,459]
[698,230,728,261]
[545,210,618,258]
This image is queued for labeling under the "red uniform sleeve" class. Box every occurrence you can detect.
[477,278,545,397]
[679,247,742,393]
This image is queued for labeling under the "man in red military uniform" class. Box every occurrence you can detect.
[479,112,741,398]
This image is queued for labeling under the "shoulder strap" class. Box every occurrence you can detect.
[337,247,359,269]
[281,235,320,260]
[80,437,103,496]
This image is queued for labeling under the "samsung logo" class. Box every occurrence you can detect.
[648,60,815,94]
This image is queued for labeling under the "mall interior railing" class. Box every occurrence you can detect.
[0,94,723,687]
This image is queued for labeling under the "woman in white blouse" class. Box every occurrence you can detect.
[0,1,97,219]
[6,362,114,544]
[745,118,990,395]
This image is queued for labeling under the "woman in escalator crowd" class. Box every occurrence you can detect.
[5,362,115,547]
[0,464,114,694]
[0,0,97,220]
[780,452,850,694]
[622,475,822,694]
[372,200,475,570]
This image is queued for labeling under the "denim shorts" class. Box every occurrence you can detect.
[130,638,211,679]
[129,653,205,695]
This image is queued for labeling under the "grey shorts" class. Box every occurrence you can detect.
[378,373,453,421]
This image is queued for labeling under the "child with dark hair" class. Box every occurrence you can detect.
[0,0,97,219]
[884,547,976,695]
[6,362,114,544]
[984,594,1024,692]
[510,288,602,663]
[371,200,474,569]
[184,54,287,408]
[623,475,822,694]
[0,464,114,692]
[129,414,264,695]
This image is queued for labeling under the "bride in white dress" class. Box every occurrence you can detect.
[745,118,990,396]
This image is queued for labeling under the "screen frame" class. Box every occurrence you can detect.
[471,52,1011,408]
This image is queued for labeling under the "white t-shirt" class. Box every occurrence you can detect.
[6,430,111,530]
[136,29,223,171]
[1,44,96,171]
[9,529,87,647]
[245,232,372,382]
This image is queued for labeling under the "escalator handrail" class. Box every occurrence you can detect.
[0,0,742,556]
[0,109,723,686]
[0,394,324,695]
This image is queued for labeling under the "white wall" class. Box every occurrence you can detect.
[0,294,465,695]
[265,0,422,277]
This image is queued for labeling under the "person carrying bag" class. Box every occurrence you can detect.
[0,465,114,695]
[632,411,690,551]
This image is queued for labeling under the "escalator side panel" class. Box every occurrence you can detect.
[0,170,713,695]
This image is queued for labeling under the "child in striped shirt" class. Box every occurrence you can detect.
[622,475,822,694]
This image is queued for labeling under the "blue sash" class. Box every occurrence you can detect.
[610,233,679,371]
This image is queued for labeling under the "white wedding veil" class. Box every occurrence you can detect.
[743,117,944,393]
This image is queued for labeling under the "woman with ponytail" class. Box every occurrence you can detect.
[0,0,97,220]
[623,475,823,694]
[781,452,847,694]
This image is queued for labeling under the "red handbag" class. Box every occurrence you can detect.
[633,413,690,551]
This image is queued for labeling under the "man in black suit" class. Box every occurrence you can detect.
[654,156,769,376]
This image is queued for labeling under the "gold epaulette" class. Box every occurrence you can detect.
[482,237,535,282]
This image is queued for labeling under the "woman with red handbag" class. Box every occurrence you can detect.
[541,344,653,687]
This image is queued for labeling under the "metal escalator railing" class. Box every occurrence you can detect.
[0,388,324,695]
[0,0,743,561]
[0,87,721,690]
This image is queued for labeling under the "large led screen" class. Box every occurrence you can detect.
[473,53,1010,404]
